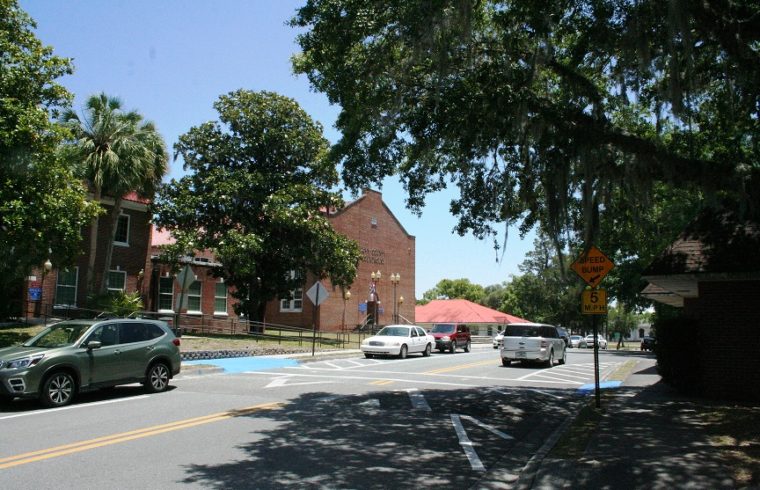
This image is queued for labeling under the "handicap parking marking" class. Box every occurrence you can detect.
[183,357,299,373]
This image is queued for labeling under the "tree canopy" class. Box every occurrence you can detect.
[419,278,485,304]
[154,90,361,322]
[0,0,100,317]
[291,0,760,276]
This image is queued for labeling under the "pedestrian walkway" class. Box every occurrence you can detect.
[520,359,760,489]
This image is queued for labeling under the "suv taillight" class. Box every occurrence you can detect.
[172,338,181,347]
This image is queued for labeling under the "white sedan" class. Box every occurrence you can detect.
[361,325,434,359]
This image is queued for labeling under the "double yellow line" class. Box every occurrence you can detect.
[424,359,497,375]
[0,401,283,469]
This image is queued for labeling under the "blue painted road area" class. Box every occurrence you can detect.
[578,380,622,393]
[183,357,299,373]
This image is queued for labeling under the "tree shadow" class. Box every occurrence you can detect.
[176,386,582,489]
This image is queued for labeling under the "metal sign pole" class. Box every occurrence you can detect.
[593,314,601,408]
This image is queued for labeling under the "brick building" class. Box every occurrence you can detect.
[23,192,153,318]
[146,189,416,332]
[641,211,760,401]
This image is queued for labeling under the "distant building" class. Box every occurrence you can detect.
[146,189,416,332]
[415,299,529,336]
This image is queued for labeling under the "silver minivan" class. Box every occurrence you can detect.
[500,322,567,367]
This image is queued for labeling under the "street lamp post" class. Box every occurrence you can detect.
[370,270,381,329]
[390,273,400,323]
[35,258,53,319]
[398,295,404,323]
[342,289,351,339]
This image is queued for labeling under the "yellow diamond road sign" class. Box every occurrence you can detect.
[571,246,614,288]
[582,288,608,315]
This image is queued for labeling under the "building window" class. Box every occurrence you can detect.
[114,214,130,246]
[214,282,227,315]
[107,270,126,292]
[55,268,78,306]
[187,280,202,314]
[279,270,303,312]
[158,276,174,312]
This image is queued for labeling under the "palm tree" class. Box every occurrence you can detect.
[62,93,168,295]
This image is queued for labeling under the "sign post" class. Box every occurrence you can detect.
[174,264,195,337]
[306,281,329,356]
[572,246,614,409]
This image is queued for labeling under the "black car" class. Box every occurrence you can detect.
[640,336,656,352]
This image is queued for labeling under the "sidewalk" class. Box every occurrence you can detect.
[523,359,760,489]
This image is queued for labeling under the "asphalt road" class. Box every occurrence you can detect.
[0,346,653,489]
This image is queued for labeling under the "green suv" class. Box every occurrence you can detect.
[0,319,181,407]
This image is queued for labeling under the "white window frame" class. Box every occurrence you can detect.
[280,271,303,313]
[55,267,79,307]
[113,213,130,247]
[158,276,174,313]
[106,269,127,292]
[187,280,202,315]
[214,281,228,315]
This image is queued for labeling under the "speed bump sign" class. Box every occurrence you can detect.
[581,288,607,315]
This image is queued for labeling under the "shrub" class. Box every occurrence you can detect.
[87,291,144,317]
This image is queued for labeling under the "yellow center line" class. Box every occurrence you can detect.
[370,380,394,386]
[0,402,283,470]
[424,359,497,375]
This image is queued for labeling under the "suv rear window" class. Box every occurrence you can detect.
[505,324,541,337]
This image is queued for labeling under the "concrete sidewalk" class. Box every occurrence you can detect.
[521,359,759,489]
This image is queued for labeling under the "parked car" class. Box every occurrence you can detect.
[569,335,587,348]
[584,334,608,350]
[500,323,567,367]
[492,331,504,349]
[361,325,434,359]
[429,324,471,353]
[0,319,181,408]
[640,336,657,352]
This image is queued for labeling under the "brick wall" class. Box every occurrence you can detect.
[697,280,760,401]
[24,200,152,316]
[265,190,416,331]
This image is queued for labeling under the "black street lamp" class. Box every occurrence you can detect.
[370,270,381,328]
[35,258,53,318]
[390,273,400,323]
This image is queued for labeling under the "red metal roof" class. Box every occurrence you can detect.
[415,299,529,325]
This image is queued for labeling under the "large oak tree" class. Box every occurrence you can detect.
[154,90,361,324]
[291,0,760,302]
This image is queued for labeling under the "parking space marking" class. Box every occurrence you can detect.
[405,388,431,411]
[451,414,486,472]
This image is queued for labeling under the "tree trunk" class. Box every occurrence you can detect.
[99,196,123,295]
[85,188,102,296]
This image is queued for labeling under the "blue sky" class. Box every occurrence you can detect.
[21,0,536,298]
